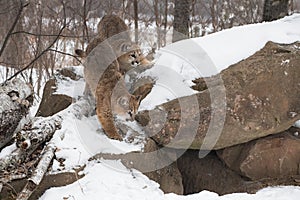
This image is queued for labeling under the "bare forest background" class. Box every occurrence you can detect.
[0,0,299,98]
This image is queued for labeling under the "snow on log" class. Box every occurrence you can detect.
[0,116,62,171]
[0,78,33,149]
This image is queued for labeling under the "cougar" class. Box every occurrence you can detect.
[75,15,151,140]
[83,41,141,140]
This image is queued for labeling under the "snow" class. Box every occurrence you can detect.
[140,14,300,110]
[40,160,163,200]
[37,14,300,200]
[164,187,300,200]
[55,66,86,99]
[0,143,17,159]
[194,14,300,71]
[49,83,144,171]
[1,14,300,200]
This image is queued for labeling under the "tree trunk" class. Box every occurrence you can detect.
[133,0,139,44]
[162,0,168,47]
[211,0,218,32]
[154,0,162,48]
[263,0,289,22]
[172,0,191,43]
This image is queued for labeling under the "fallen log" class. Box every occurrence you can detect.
[135,41,300,150]
[0,170,84,200]
[16,141,56,200]
[0,116,62,171]
[0,78,33,149]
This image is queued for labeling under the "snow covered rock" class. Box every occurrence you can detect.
[90,138,184,194]
[35,78,72,117]
[136,41,300,150]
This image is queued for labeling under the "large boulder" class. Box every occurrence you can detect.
[142,138,183,194]
[217,127,300,180]
[35,78,72,117]
[136,41,300,150]
[89,138,184,194]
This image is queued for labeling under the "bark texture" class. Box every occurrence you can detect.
[0,79,33,149]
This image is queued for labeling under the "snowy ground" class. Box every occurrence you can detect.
[1,14,300,200]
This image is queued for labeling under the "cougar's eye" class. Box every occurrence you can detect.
[130,53,137,59]
[128,111,133,118]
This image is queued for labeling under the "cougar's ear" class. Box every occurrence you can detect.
[75,49,86,58]
[130,95,142,104]
[135,95,142,105]
[120,43,131,52]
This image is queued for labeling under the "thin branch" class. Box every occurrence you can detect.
[0,0,29,58]
[10,31,88,39]
[48,49,83,64]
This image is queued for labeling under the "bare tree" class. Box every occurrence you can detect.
[162,0,169,46]
[190,0,264,36]
[134,0,139,44]
[154,0,162,47]
[0,0,29,64]
[172,0,191,42]
[263,0,290,21]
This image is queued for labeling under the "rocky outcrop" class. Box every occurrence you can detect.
[217,127,300,180]
[35,78,72,117]
[89,138,184,194]
[136,41,300,150]
[57,68,81,81]
[178,149,300,195]
[143,138,183,194]
[177,151,246,195]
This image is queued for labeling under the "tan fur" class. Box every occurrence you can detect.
[75,15,151,74]
[95,62,123,140]
[95,64,141,140]
[76,38,150,75]
[109,39,151,74]
[97,15,131,41]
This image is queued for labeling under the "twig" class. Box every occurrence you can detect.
[0,173,27,184]
[10,31,88,39]
[0,181,18,197]
[48,49,83,64]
